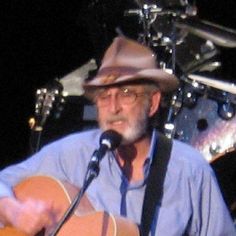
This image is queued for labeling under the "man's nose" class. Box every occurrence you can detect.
[109,94,122,113]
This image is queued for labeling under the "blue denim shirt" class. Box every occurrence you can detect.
[0,129,235,235]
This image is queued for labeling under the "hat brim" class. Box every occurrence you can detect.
[83,68,179,94]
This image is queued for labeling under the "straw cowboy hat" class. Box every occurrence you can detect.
[83,36,178,95]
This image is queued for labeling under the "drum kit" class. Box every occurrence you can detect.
[120,1,236,163]
[29,0,236,220]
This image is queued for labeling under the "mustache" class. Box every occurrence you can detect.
[106,115,127,123]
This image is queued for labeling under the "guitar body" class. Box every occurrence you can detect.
[0,176,139,236]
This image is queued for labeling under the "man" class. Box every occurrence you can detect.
[0,36,235,235]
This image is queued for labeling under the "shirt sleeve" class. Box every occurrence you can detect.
[0,130,98,199]
[0,140,68,199]
[188,164,235,235]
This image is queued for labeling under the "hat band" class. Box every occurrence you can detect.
[97,66,142,77]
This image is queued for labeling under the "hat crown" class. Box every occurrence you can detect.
[100,37,157,71]
[83,36,178,93]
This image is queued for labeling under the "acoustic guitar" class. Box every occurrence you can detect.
[0,176,139,236]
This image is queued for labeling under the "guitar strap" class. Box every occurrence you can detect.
[140,131,173,236]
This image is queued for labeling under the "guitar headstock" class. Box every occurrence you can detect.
[32,80,64,131]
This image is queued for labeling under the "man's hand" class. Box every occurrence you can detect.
[0,197,57,235]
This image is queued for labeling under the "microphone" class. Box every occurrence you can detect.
[87,130,122,177]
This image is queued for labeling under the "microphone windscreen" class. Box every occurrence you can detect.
[99,130,122,150]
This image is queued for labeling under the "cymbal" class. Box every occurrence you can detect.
[175,18,236,48]
[188,74,236,94]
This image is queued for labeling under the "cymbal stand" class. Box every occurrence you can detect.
[125,4,161,46]
[163,22,182,138]
[164,86,183,138]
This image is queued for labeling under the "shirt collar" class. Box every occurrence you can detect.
[108,129,158,182]
[146,129,158,163]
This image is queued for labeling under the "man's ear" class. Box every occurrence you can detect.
[148,91,161,117]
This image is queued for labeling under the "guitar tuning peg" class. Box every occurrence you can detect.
[28,117,36,130]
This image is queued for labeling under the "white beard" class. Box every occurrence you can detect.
[98,102,150,145]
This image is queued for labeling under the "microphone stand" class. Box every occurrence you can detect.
[49,155,100,236]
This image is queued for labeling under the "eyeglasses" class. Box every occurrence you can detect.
[95,87,148,107]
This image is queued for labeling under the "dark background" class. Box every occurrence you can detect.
[1,0,236,168]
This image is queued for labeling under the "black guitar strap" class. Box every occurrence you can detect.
[140,131,173,236]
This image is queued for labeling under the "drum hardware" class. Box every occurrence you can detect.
[188,74,236,95]
[181,76,205,107]
[182,40,220,74]
[131,0,197,18]
[125,1,197,47]
[125,4,165,46]
[139,4,159,46]
[174,18,236,48]
[164,86,184,138]
[218,98,236,120]
[173,34,220,75]
[124,1,236,142]
[209,143,224,158]
[128,1,236,48]
[182,89,198,108]
[197,61,221,73]
[187,76,236,116]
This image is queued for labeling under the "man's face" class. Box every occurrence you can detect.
[95,84,160,145]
